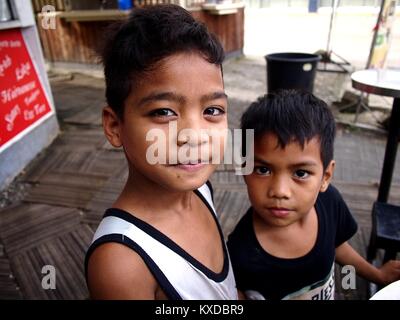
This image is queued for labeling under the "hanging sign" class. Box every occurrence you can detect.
[0,28,53,153]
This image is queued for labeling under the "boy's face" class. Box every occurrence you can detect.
[244,132,334,228]
[103,52,227,192]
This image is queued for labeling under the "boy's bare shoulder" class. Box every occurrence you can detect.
[87,242,157,299]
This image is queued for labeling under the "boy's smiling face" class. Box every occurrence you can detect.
[244,132,335,228]
[103,52,227,192]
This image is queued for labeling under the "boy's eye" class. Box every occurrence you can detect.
[149,108,176,117]
[294,170,310,179]
[204,106,225,116]
[254,166,271,176]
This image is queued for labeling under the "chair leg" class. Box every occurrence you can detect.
[367,233,377,262]
[383,249,397,263]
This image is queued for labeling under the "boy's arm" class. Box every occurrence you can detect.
[87,242,158,299]
[237,289,246,300]
[335,241,400,285]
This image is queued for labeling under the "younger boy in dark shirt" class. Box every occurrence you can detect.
[227,90,400,300]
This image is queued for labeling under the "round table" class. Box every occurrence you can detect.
[351,68,400,202]
[370,280,400,300]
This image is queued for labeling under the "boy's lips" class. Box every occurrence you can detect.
[267,207,292,218]
[170,161,208,172]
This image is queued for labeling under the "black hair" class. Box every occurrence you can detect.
[241,90,336,169]
[101,4,225,119]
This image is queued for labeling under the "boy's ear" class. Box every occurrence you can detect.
[320,160,335,192]
[102,106,122,148]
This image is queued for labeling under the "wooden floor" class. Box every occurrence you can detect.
[0,62,399,300]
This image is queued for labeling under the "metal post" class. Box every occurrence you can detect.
[326,0,339,54]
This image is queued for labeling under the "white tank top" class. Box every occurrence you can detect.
[85,182,238,300]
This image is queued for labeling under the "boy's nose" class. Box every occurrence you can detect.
[177,129,209,147]
[267,175,291,199]
[177,118,209,147]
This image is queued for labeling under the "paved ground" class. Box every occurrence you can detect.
[0,56,399,300]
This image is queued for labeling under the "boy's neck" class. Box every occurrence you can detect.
[113,169,197,217]
[253,206,318,259]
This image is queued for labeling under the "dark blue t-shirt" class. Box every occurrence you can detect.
[227,184,358,300]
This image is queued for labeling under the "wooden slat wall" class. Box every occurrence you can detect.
[37,16,112,63]
[32,0,205,12]
[32,0,65,12]
[135,0,183,6]
[32,0,244,12]
[36,7,244,63]
[192,8,244,56]
[134,0,206,8]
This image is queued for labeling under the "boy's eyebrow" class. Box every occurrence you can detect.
[200,91,228,104]
[254,156,318,167]
[289,161,319,168]
[136,91,227,108]
[137,92,186,107]
[254,156,270,166]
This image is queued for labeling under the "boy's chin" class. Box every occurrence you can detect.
[164,167,215,192]
[169,175,211,192]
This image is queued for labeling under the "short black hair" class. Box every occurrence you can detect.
[101,4,225,119]
[241,90,336,169]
